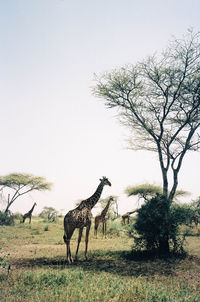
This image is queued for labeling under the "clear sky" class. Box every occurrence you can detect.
[0,0,200,215]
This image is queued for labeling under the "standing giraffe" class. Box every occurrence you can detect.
[63,177,111,263]
[22,202,37,224]
[94,196,114,238]
[122,209,136,225]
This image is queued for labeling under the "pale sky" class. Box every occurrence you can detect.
[0,0,200,215]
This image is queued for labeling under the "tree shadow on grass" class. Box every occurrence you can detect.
[11,249,197,278]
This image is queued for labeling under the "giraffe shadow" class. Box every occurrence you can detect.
[11,249,190,278]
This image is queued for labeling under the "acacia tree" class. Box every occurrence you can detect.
[93,30,200,202]
[39,207,58,222]
[125,184,162,202]
[125,183,190,202]
[0,173,52,213]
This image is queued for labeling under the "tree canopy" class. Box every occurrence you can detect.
[0,173,52,213]
[39,206,58,222]
[93,29,200,202]
[125,184,162,201]
[125,183,190,202]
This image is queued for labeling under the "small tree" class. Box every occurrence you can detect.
[133,194,190,255]
[0,173,52,213]
[125,184,190,254]
[39,207,58,222]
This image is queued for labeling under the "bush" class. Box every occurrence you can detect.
[131,194,189,256]
[107,218,125,236]
[0,211,14,226]
[44,225,49,231]
[12,212,23,221]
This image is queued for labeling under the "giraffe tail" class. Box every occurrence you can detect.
[63,235,67,243]
[63,229,68,243]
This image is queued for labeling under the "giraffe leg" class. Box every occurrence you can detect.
[67,239,72,263]
[75,227,83,261]
[63,226,75,264]
[94,221,99,239]
[85,223,91,260]
[29,216,31,224]
[105,222,107,238]
[102,222,105,237]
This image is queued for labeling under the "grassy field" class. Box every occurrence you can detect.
[0,217,200,302]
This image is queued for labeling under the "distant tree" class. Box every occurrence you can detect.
[39,206,58,222]
[93,29,200,202]
[0,173,52,213]
[125,183,190,202]
[125,184,162,202]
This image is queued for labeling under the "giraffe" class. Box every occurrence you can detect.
[63,177,111,263]
[22,202,37,224]
[94,196,114,238]
[122,209,136,224]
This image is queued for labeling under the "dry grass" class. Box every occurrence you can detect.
[0,217,200,302]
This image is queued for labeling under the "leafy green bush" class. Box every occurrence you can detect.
[131,194,189,256]
[107,218,125,236]
[0,211,14,225]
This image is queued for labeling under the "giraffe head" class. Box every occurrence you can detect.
[99,177,111,187]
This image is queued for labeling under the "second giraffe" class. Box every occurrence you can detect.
[94,196,113,238]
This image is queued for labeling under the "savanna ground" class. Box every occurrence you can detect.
[0,217,200,302]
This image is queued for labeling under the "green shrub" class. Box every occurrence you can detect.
[131,194,189,256]
[12,212,23,221]
[0,211,14,225]
[107,218,125,236]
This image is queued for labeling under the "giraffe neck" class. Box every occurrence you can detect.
[29,203,36,214]
[128,210,136,215]
[82,181,105,209]
[100,199,111,218]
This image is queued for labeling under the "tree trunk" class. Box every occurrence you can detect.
[169,170,178,202]
[158,236,170,255]
[4,194,10,213]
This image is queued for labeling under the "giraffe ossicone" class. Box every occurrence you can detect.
[63,176,111,263]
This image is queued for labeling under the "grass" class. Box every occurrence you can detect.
[0,217,200,302]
